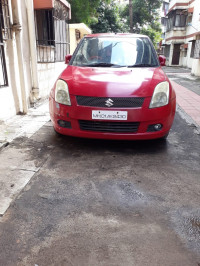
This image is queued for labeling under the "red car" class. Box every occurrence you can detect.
[49,33,176,140]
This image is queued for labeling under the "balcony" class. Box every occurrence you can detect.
[165,10,187,32]
[165,29,186,43]
[168,0,190,13]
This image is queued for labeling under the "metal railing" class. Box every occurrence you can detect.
[35,1,70,63]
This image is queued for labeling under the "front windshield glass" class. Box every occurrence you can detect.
[71,36,159,67]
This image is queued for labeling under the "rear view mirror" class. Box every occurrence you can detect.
[65,54,72,64]
[158,55,166,66]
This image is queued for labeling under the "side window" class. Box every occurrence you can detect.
[141,39,157,65]
[72,39,89,65]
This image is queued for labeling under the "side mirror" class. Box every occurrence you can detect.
[158,55,166,66]
[65,54,72,64]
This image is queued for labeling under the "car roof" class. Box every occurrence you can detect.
[84,33,148,38]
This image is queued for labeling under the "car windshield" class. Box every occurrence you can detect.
[71,36,159,68]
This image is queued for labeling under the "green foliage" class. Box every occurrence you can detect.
[90,1,128,33]
[122,0,161,32]
[68,0,110,25]
[121,0,162,44]
[68,0,162,44]
[141,25,162,47]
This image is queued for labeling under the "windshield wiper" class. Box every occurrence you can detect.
[127,63,157,68]
[83,63,124,68]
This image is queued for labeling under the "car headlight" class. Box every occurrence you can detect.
[55,79,71,105]
[149,81,169,108]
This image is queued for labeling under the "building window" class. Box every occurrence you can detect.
[162,2,169,16]
[166,10,187,32]
[35,10,55,46]
[0,0,10,87]
[164,45,170,58]
[75,29,80,41]
[35,1,70,63]
[175,11,187,27]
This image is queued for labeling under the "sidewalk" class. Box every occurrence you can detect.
[0,66,199,150]
[163,66,200,130]
[0,100,50,150]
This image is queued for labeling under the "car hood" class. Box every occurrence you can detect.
[60,65,167,97]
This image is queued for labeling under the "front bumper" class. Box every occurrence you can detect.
[49,95,176,140]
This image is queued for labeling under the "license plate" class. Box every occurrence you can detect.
[92,110,128,120]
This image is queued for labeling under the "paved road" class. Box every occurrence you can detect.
[0,112,200,266]
[163,66,200,96]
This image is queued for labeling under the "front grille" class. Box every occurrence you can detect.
[79,120,140,133]
[76,96,144,108]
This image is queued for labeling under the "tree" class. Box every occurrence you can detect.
[68,0,110,25]
[122,0,161,32]
[68,0,162,45]
[129,0,133,33]
[90,1,127,33]
[122,0,162,44]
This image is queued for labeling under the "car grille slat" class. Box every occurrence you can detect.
[76,96,144,108]
[79,120,139,133]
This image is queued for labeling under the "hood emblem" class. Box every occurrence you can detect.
[105,98,114,107]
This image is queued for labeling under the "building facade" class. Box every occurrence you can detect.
[162,0,200,76]
[69,23,92,54]
[0,0,71,121]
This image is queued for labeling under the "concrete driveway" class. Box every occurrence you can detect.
[0,111,200,266]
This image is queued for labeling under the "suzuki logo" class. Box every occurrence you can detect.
[105,98,114,107]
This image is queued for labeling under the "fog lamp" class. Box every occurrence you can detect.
[147,123,163,132]
[57,120,71,128]
[154,124,163,131]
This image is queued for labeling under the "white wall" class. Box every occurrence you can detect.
[169,0,190,10]
[165,0,200,74]
[0,38,20,121]
[180,51,188,67]
[0,0,70,121]
[189,0,200,75]
[0,88,16,120]
[192,59,200,75]
[0,0,25,121]
[186,42,193,68]
[165,29,186,41]
[37,62,66,99]
[69,28,77,54]
[168,44,174,66]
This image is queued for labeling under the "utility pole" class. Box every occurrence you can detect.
[129,0,133,33]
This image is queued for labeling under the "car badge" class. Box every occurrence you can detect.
[105,98,114,107]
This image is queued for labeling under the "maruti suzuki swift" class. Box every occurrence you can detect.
[49,33,176,140]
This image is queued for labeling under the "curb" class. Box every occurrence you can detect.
[176,105,200,135]
[0,141,9,151]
